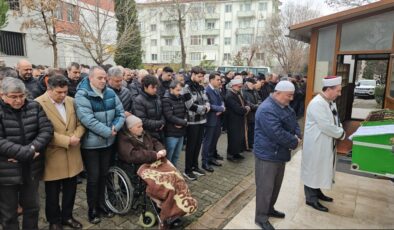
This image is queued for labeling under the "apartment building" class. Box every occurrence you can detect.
[137,0,281,67]
[0,0,116,68]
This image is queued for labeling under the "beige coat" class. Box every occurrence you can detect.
[36,93,85,181]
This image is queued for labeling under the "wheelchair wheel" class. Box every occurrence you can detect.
[138,211,156,228]
[105,166,133,214]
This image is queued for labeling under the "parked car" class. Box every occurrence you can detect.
[354,80,377,97]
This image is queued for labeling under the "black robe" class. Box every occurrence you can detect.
[225,89,248,156]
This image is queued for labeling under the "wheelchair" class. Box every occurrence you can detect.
[104,161,161,228]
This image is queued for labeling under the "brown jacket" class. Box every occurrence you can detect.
[117,129,165,165]
[36,93,85,181]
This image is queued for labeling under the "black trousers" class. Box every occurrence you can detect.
[45,177,77,224]
[0,177,40,230]
[304,185,324,203]
[185,124,205,173]
[255,158,285,223]
[82,146,112,210]
[248,122,255,149]
[201,124,221,165]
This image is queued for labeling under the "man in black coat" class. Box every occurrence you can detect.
[132,75,165,142]
[0,77,54,230]
[242,78,261,151]
[66,62,83,98]
[16,59,44,99]
[225,76,250,162]
[157,66,174,98]
[107,66,133,117]
[128,69,149,101]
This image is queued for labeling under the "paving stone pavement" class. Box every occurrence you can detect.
[36,133,256,229]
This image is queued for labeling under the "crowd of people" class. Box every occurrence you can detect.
[0,59,308,230]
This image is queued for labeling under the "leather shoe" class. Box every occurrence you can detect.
[306,201,329,212]
[169,217,182,227]
[62,218,82,229]
[318,194,334,202]
[214,154,224,160]
[202,164,214,172]
[88,209,101,224]
[49,223,63,230]
[255,220,275,230]
[209,159,222,166]
[268,209,285,218]
[227,156,240,162]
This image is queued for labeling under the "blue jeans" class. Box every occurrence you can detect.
[165,136,184,167]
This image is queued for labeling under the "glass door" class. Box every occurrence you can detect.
[384,54,394,109]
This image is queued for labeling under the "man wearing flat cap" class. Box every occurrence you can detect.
[301,76,345,212]
[254,80,301,230]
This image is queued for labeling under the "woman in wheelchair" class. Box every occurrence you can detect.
[117,115,197,229]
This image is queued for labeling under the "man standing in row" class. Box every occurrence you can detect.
[0,77,53,230]
[74,66,125,224]
[202,72,225,172]
[302,76,345,212]
[36,75,85,230]
[254,81,301,230]
[107,66,133,117]
[16,59,44,99]
[182,66,210,180]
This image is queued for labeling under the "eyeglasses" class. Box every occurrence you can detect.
[5,94,26,101]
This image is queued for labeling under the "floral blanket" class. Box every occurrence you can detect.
[137,158,198,222]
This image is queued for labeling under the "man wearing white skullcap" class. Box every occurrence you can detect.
[254,80,301,229]
[301,76,345,213]
[225,75,251,162]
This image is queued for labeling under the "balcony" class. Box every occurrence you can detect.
[236,27,255,34]
[237,10,256,18]
[189,29,220,36]
[204,13,220,20]
[160,29,178,37]
[161,46,181,52]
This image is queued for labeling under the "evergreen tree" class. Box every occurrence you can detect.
[0,0,8,29]
[114,0,142,69]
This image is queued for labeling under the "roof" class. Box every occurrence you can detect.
[288,0,394,43]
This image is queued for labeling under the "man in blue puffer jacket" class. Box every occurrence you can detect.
[74,66,125,224]
[254,80,301,230]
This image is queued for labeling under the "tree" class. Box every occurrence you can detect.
[325,0,377,9]
[199,55,215,71]
[114,0,142,68]
[232,51,244,66]
[0,0,9,29]
[263,2,320,74]
[20,0,60,67]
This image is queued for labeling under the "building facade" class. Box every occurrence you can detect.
[137,0,281,67]
[0,0,116,68]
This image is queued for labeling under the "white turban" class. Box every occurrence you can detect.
[230,78,243,86]
[322,76,342,87]
[275,80,295,92]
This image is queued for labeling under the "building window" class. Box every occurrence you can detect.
[150,24,157,31]
[190,52,201,61]
[225,4,232,13]
[256,53,264,60]
[162,51,179,61]
[151,39,157,46]
[165,38,173,46]
[258,20,265,28]
[205,4,216,14]
[55,3,63,20]
[224,37,231,45]
[66,3,75,22]
[207,37,215,45]
[237,34,253,45]
[223,53,231,61]
[206,21,216,30]
[239,18,252,28]
[259,2,268,11]
[190,35,201,45]
[6,0,20,11]
[240,3,252,12]
[225,21,232,30]
[0,31,25,56]
[151,54,158,61]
